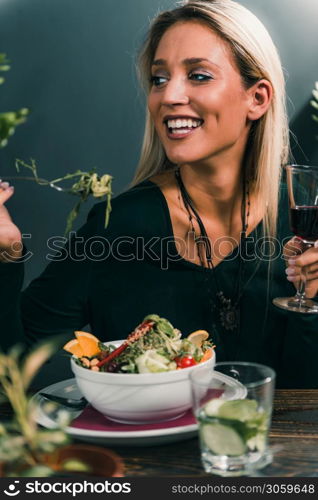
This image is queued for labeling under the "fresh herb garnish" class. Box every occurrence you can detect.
[13,159,112,235]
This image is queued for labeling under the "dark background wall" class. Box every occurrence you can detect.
[0,0,175,283]
[1,0,318,285]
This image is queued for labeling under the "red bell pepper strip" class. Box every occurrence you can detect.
[97,319,155,369]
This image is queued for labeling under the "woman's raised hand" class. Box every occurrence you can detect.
[0,182,22,262]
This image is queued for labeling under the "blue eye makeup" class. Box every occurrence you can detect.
[149,71,213,87]
[189,72,213,82]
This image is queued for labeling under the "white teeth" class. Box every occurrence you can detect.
[166,118,202,129]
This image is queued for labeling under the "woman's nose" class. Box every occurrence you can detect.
[161,79,190,106]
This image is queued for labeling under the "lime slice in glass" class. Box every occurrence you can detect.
[201,423,247,456]
[247,432,267,453]
[204,399,225,416]
[217,399,258,421]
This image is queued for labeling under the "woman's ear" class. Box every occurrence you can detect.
[247,79,273,121]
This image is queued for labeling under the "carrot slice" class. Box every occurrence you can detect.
[200,348,214,363]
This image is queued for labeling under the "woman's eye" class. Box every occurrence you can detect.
[150,76,168,87]
[189,73,212,82]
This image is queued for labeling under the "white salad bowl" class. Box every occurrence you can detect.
[71,340,215,424]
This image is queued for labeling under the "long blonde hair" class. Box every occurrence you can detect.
[132,0,290,238]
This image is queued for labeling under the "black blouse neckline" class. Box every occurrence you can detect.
[141,179,263,272]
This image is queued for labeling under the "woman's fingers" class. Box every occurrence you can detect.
[285,266,300,281]
[287,244,318,268]
[305,280,318,298]
[287,269,318,282]
[0,181,22,262]
[285,263,318,298]
[0,181,14,223]
[286,262,318,278]
[0,181,14,205]
[282,238,318,297]
[283,236,303,261]
[306,263,318,275]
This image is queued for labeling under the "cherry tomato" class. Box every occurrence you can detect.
[174,356,197,369]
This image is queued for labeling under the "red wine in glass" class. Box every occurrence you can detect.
[290,206,318,243]
[273,164,318,313]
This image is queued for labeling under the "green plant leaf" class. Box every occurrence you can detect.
[61,458,92,473]
[64,199,82,236]
[0,53,28,146]
[35,430,69,453]
[0,423,7,436]
[0,435,26,462]
[0,53,10,85]
[311,99,318,110]
[18,465,55,477]
[21,341,57,390]
[0,109,29,148]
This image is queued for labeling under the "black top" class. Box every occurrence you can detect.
[2,180,318,388]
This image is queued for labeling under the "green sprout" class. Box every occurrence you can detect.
[0,53,113,235]
[14,159,113,235]
[0,54,29,147]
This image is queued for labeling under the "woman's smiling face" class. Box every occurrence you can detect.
[148,21,253,167]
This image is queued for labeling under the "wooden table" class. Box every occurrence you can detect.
[1,390,318,477]
[114,390,318,477]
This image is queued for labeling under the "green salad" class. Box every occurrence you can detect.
[73,314,214,374]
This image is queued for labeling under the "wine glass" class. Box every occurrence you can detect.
[273,164,318,313]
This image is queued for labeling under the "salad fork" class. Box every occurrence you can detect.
[39,392,88,410]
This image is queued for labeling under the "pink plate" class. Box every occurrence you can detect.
[70,390,223,432]
[33,376,245,446]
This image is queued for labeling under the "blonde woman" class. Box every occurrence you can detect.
[0,0,318,388]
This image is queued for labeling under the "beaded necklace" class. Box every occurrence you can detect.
[174,167,250,333]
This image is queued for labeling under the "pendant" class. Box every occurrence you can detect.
[216,291,239,331]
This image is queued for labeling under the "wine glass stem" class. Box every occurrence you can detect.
[293,241,312,304]
[295,274,307,303]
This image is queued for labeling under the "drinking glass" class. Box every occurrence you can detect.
[273,164,318,313]
[190,362,275,477]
